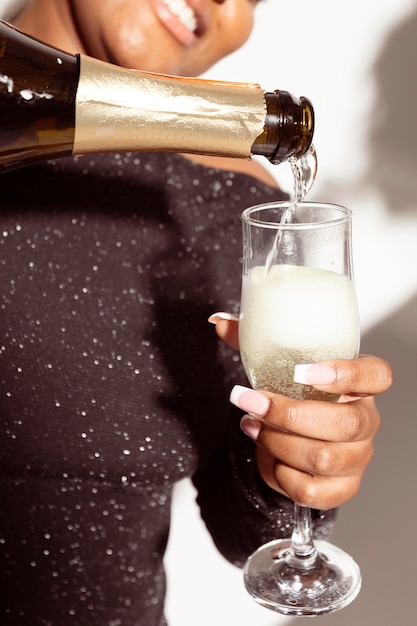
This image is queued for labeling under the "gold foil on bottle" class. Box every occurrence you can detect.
[73,55,266,159]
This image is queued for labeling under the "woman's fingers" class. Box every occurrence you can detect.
[294,354,393,399]
[254,419,374,478]
[269,394,379,442]
[256,446,363,510]
[208,313,239,349]
[234,386,380,443]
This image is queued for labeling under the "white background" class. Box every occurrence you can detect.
[1,2,416,625]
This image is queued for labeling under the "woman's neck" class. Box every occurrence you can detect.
[14,0,83,54]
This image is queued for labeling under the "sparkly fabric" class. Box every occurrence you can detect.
[0,152,335,625]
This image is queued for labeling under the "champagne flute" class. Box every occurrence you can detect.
[239,201,361,616]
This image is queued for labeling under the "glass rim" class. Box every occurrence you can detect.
[241,201,352,230]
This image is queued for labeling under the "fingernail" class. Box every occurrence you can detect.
[230,385,270,416]
[208,312,239,324]
[240,415,261,441]
[294,364,337,386]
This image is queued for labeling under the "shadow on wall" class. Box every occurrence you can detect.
[292,7,417,625]
[291,294,417,626]
[366,3,417,213]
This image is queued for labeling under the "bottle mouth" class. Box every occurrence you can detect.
[267,91,314,164]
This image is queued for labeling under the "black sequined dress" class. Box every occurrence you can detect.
[0,153,335,626]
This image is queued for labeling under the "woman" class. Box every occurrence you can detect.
[0,2,392,625]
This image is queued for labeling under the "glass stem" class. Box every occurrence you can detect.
[286,504,320,570]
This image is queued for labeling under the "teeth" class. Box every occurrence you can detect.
[162,0,197,32]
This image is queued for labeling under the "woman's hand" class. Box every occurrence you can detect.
[209,312,393,510]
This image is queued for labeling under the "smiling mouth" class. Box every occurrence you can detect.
[160,0,198,33]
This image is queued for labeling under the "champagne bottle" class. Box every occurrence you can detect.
[0,20,314,172]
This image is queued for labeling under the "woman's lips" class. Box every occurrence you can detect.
[152,0,199,47]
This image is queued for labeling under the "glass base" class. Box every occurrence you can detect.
[244,538,361,616]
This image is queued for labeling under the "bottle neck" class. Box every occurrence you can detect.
[251,91,314,163]
[74,55,267,160]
